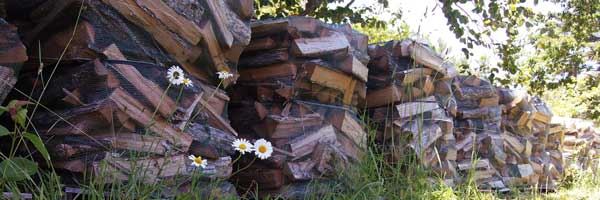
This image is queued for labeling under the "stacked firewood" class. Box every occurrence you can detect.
[228,16,369,197]
[366,39,459,182]
[555,117,599,170]
[4,0,252,196]
[366,39,565,191]
[498,90,563,190]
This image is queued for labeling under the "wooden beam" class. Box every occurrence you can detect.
[103,44,177,119]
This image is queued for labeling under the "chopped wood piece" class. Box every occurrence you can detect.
[103,45,177,119]
[328,111,366,148]
[339,56,369,82]
[109,88,192,150]
[291,34,350,57]
[289,125,337,159]
[265,114,323,138]
[204,0,234,48]
[239,62,297,81]
[395,96,440,119]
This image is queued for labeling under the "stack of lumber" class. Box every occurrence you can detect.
[0,17,27,103]
[228,16,369,197]
[554,117,599,170]
[366,39,459,183]
[3,0,252,195]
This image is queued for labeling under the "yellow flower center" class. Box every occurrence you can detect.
[183,79,190,84]
[194,157,203,164]
[258,145,267,153]
[239,143,247,150]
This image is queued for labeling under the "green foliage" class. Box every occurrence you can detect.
[255,0,390,26]
[0,157,38,182]
[22,132,51,161]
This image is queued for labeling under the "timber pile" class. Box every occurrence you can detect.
[366,40,564,191]
[228,16,368,197]
[3,0,253,196]
[554,117,600,170]
[366,39,459,183]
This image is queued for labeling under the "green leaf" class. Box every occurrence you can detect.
[0,125,10,137]
[0,106,6,116]
[0,157,38,182]
[23,132,51,161]
[16,109,27,128]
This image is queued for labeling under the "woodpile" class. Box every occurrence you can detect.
[0,1,586,197]
[228,16,368,197]
[4,0,252,196]
[366,40,564,191]
[554,117,599,170]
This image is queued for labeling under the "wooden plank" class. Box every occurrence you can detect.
[340,56,369,82]
[245,37,277,52]
[328,111,366,148]
[102,0,202,66]
[532,111,552,124]
[239,62,297,81]
[250,18,289,37]
[366,80,434,108]
[239,49,289,67]
[284,160,316,181]
[395,96,440,118]
[305,63,356,105]
[265,113,323,138]
[289,125,337,159]
[109,88,192,150]
[405,39,457,79]
[227,0,254,19]
[398,68,434,85]
[103,44,177,119]
[134,0,203,45]
[291,33,350,57]
[204,0,234,48]
[502,132,524,153]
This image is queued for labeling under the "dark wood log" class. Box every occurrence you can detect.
[0,18,27,65]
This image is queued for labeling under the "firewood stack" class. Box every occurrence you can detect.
[4,0,253,195]
[366,39,565,191]
[554,117,599,170]
[228,17,369,197]
[0,17,27,103]
[498,90,563,190]
[366,39,459,183]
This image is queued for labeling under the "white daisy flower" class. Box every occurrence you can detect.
[167,66,185,85]
[253,138,273,160]
[216,71,234,80]
[232,138,253,155]
[188,154,207,168]
[182,77,193,87]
